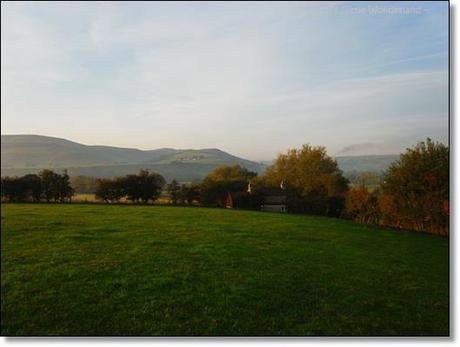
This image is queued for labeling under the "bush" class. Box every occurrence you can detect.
[345,186,380,224]
[381,138,449,235]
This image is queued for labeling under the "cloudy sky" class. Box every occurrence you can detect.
[1,1,448,160]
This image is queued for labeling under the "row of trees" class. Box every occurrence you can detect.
[163,139,448,235]
[1,138,448,235]
[1,170,74,202]
[180,148,349,217]
[152,148,348,216]
[166,180,201,205]
[94,169,165,203]
[345,139,449,235]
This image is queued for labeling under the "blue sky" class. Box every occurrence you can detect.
[1,1,448,160]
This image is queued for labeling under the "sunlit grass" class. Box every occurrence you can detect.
[1,203,449,336]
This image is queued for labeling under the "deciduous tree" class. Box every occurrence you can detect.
[264,144,348,216]
[200,165,256,207]
[381,138,449,235]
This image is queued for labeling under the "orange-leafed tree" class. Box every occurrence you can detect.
[345,186,380,224]
[381,138,449,235]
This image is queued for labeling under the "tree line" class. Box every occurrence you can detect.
[162,138,448,235]
[1,170,74,202]
[94,169,165,203]
[1,138,448,235]
[345,139,448,235]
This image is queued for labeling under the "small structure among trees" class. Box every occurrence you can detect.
[226,193,234,208]
[263,144,348,216]
[260,187,287,213]
[200,165,257,208]
[1,139,448,236]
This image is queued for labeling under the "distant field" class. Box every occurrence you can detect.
[72,194,173,205]
[72,193,97,202]
[1,204,449,336]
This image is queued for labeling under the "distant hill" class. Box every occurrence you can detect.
[1,135,400,181]
[259,155,399,174]
[1,135,265,181]
[335,155,399,173]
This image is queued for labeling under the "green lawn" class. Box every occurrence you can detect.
[1,204,449,336]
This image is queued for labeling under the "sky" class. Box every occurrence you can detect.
[1,1,449,160]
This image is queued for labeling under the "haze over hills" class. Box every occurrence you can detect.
[1,135,399,181]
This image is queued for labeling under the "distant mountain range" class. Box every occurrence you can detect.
[1,135,400,181]
[1,135,266,181]
[335,155,399,173]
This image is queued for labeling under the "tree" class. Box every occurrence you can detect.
[22,174,42,202]
[95,178,124,203]
[123,169,165,204]
[167,179,180,205]
[56,170,74,202]
[39,170,59,202]
[36,170,74,202]
[1,177,28,202]
[178,183,201,205]
[381,138,449,235]
[200,165,257,207]
[378,194,400,229]
[345,186,380,224]
[264,144,348,216]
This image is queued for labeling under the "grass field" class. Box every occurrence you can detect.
[72,194,174,205]
[1,203,449,336]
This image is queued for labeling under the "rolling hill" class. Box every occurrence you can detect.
[1,135,266,181]
[335,154,399,173]
[1,135,400,181]
[260,155,399,175]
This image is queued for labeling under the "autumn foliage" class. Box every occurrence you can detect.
[264,144,348,216]
[345,186,380,224]
[2,139,448,236]
[345,139,449,235]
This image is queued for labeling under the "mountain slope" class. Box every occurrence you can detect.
[259,155,399,174]
[1,135,176,168]
[1,135,265,180]
[1,135,399,181]
[335,155,399,173]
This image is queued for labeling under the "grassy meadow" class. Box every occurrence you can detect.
[1,203,449,336]
[72,193,174,205]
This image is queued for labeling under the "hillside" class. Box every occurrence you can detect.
[1,135,400,180]
[1,135,265,181]
[335,155,399,173]
[263,155,399,174]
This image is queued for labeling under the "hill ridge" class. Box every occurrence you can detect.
[1,134,399,180]
[1,134,266,180]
